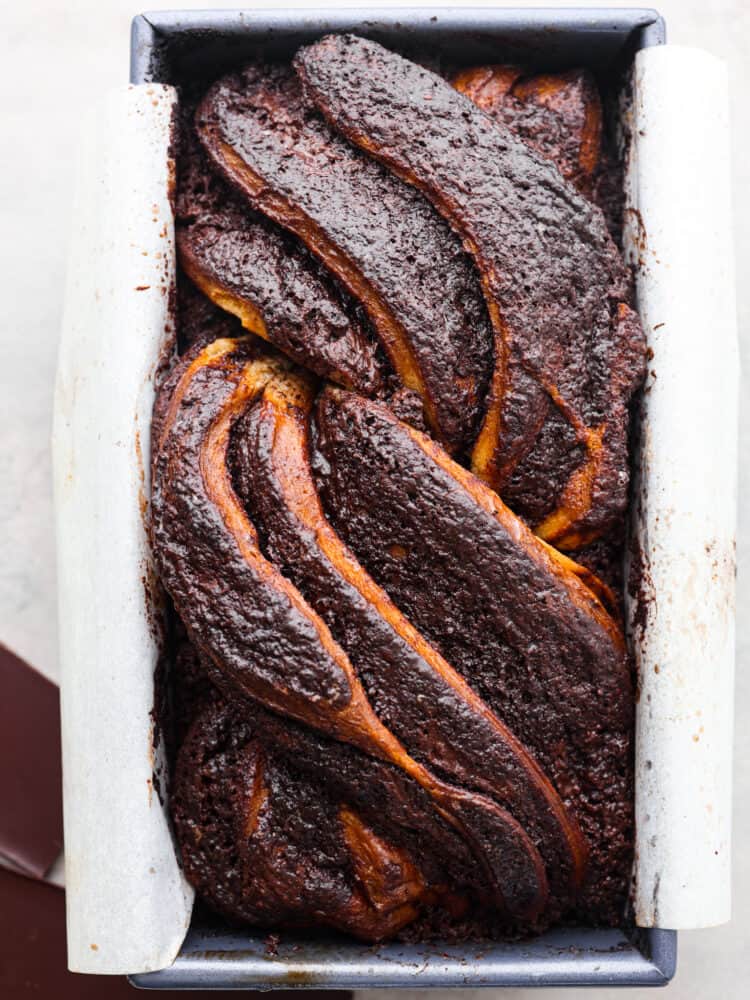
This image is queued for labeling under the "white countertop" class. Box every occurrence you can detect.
[1,1,746,995]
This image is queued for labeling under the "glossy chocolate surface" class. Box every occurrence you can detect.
[296,35,645,545]
[177,120,385,393]
[231,368,586,917]
[313,389,634,922]
[196,64,492,453]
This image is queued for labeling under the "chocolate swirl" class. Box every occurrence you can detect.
[152,39,640,942]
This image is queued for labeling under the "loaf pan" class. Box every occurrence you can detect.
[128,6,676,990]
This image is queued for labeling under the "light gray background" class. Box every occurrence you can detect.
[0,1,745,995]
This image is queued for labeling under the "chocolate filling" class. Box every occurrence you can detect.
[313,389,634,923]
[195,63,493,454]
[151,338,551,923]
[230,366,587,917]
[176,115,385,393]
[296,34,646,546]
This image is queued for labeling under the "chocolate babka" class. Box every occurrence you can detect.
[152,35,645,944]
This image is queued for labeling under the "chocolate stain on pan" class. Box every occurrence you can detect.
[624,205,661,274]
[142,499,171,811]
[627,518,656,644]
[140,133,180,811]
[166,101,179,213]
[625,205,647,254]
[134,421,148,522]
[704,537,737,624]
[650,873,661,925]
[144,554,170,810]
[137,413,170,810]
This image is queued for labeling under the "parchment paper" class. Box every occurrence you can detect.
[624,46,738,929]
[52,84,194,974]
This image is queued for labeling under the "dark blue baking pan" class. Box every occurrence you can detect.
[128,7,675,990]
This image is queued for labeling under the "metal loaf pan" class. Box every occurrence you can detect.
[129,7,675,990]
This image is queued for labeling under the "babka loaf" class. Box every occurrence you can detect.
[151,35,645,944]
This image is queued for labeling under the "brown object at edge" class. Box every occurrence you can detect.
[0,643,63,880]
[0,863,349,999]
